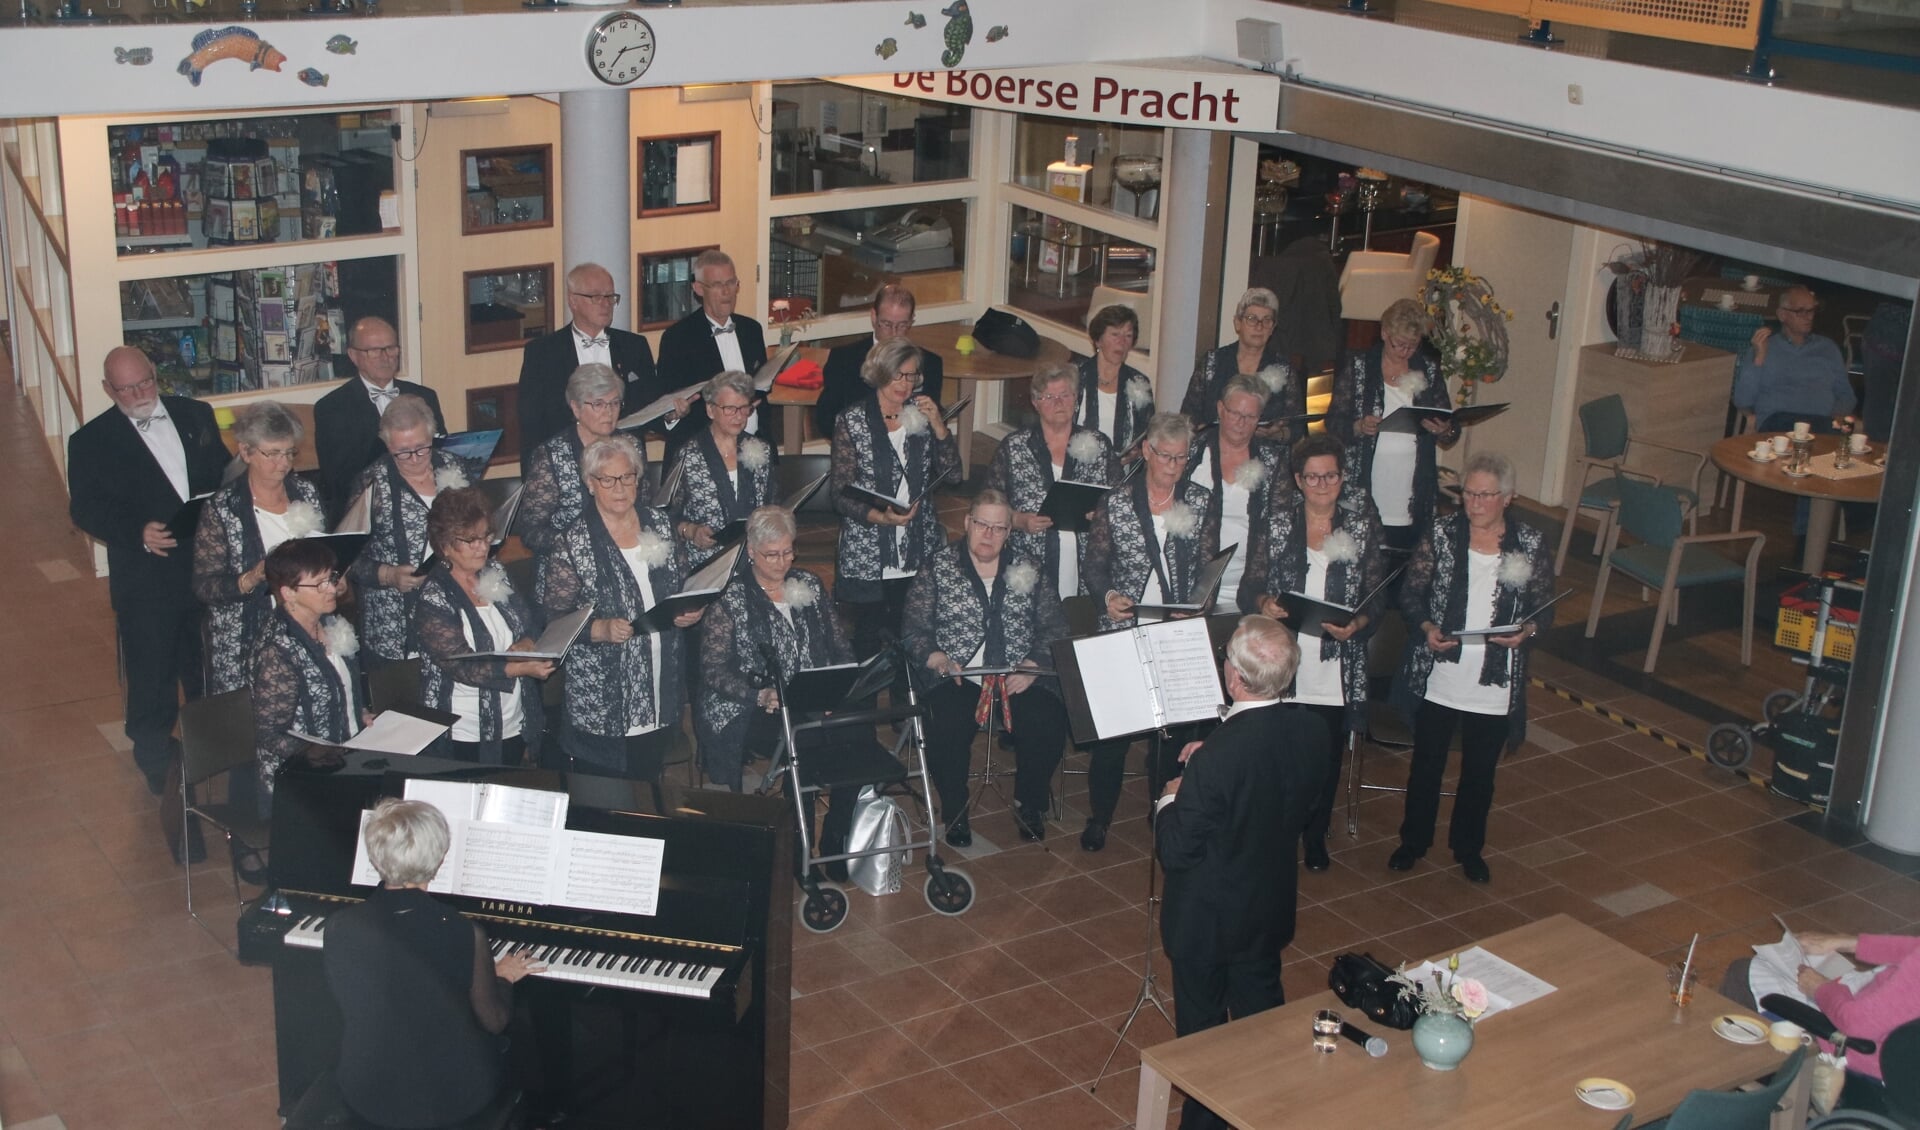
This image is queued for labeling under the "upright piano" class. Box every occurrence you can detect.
[241,752,793,1129]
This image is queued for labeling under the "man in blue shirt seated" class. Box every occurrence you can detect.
[1733,285,1855,432]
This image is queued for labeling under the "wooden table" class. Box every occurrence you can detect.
[1570,343,1735,516]
[1711,432,1883,573]
[1135,915,1794,1130]
[909,322,1072,478]
[766,346,829,457]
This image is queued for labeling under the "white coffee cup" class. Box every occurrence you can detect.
[1850,433,1870,454]
[1771,436,1791,455]
[1754,442,1771,459]
[1794,421,1812,439]
[1769,1019,1806,1053]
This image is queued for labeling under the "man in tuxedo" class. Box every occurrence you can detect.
[518,262,660,453]
[1156,615,1329,1130]
[816,283,945,435]
[656,249,774,454]
[68,347,232,795]
[314,316,445,521]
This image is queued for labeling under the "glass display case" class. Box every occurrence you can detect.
[462,145,552,234]
[1004,204,1153,347]
[770,81,970,197]
[637,247,717,330]
[637,133,719,216]
[767,199,968,320]
[1013,114,1165,222]
[464,265,552,353]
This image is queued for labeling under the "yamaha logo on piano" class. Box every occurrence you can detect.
[481,900,534,916]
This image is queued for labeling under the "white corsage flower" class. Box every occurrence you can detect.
[898,403,929,437]
[1163,501,1198,539]
[1067,430,1105,465]
[1257,365,1290,395]
[284,500,325,539]
[1125,377,1155,411]
[634,530,671,569]
[434,464,470,492]
[322,617,360,659]
[781,577,817,608]
[1398,369,1429,398]
[738,437,771,473]
[1322,529,1358,564]
[1498,551,1534,589]
[1005,561,1038,597]
[474,563,512,606]
[1232,458,1265,491]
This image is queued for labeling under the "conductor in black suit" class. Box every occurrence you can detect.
[315,316,445,521]
[816,283,945,435]
[1156,614,1328,1130]
[517,262,661,453]
[68,347,232,794]
[656,250,775,454]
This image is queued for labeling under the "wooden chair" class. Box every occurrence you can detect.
[1584,477,1765,674]
[1556,393,1707,576]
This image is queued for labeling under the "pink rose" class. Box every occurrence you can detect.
[1452,977,1490,1018]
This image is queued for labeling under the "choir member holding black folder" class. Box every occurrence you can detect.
[68,347,231,797]
[1237,433,1388,872]
[1184,373,1286,609]
[347,395,469,663]
[669,370,775,570]
[1075,304,1155,457]
[988,361,1115,599]
[250,539,369,816]
[518,365,631,558]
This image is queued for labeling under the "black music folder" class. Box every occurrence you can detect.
[1037,479,1110,532]
[1277,564,1404,636]
[459,605,594,661]
[1050,617,1227,744]
[1379,402,1510,434]
[782,651,893,714]
[651,459,685,508]
[1133,544,1239,617]
[941,397,972,425]
[752,342,801,394]
[635,545,741,633]
[617,381,705,432]
[1448,589,1572,639]
[168,491,216,540]
[840,464,952,516]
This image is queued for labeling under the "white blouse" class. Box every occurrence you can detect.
[450,601,525,743]
[1286,546,1345,707]
[618,543,667,736]
[1424,549,1512,716]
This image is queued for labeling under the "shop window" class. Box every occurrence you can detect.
[1005,204,1154,349]
[768,200,967,320]
[638,246,718,330]
[464,265,553,354]
[462,145,553,234]
[1013,114,1165,223]
[637,133,720,216]
[770,81,970,197]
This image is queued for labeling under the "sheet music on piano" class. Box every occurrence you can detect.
[404,779,570,829]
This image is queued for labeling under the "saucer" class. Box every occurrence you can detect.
[1747,453,1777,463]
[1575,1078,1635,1111]
[1781,467,1813,479]
[1714,1014,1769,1044]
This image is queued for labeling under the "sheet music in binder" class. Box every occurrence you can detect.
[1051,617,1225,744]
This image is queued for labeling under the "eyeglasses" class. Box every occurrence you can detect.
[1238,313,1276,328]
[1033,390,1074,404]
[1780,305,1818,315]
[351,344,401,358]
[450,533,491,550]
[711,401,754,416]
[1220,405,1261,425]
[293,572,343,589]
[700,277,742,292]
[1145,444,1190,464]
[571,291,621,304]
[109,375,157,396]
[1298,471,1342,486]
[392,445,433,462]
[590,472,640,489]
[578,396,622,413]
[251,446,299,462]
[754,546,796,561]
[889,369,922,384]
[1461,489,1506,503]
[968,519,1011,536]
[1385,336,1422,353]
[875,318,913,334]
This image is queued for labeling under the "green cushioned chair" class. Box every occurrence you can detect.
[1555,394,1707,576]
[1658,1045,1807,1130]
[1584,475,1764,674]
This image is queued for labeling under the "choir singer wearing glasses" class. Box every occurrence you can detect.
[348,394,473,663]
[1185,373,1286,609]
[1388,452,1554,884]
[1180,288,1304,447]
[540,436,703,782]
[1238,434,1386,872]
[519,364,635,557]
[902,490,1069,846]
[250,539,368,814]
[195,400,326,695]
[414,488,554,766]
[670,370,775,569]
[988,361,1115,600]
[1078,412,1219,852]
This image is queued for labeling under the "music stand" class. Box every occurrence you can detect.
[1091,724,1177,1094]
[945,664,1056,826]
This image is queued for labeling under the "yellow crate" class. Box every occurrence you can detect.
[1775,606,1855,663]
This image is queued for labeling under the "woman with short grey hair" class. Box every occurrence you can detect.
[350,394,475,661]
[1180,286,1303,446]
[194,400,325,693]
[1327,295,1458,554]
[1185,371,1284,603]
[670,369,775,569]
[519,363,639,555]
[990,361,1114,598]
[375,394,437,446]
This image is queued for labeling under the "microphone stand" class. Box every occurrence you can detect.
[1091,725,1176,1093]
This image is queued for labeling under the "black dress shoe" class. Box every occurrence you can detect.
[944,814,972,849]
[1387,844,1423,871]
[1016,807,1046,842]
[1080,820,1109,852]
[1456,853,1492,884]
[1303,839,1331,872]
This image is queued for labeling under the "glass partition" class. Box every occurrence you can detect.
[770,81,970,197]
[768,199,968,319]
[1013,114,1165,222]
[1005,204,1154,348]
[464,265,553,353]
[462,145,553,234]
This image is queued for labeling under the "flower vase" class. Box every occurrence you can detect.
[1412,1011,1475,1071]
[1639,284,1683,358]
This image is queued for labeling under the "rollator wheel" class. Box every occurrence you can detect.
[1761,689,1800,725]
[800,884,849,934]
[924,867,974,917]
[1705,723,1754,771]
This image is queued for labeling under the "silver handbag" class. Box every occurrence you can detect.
[844,785,910,896]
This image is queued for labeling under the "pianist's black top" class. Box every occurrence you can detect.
[323,886,512,1129]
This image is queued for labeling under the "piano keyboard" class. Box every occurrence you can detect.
[281,914,726,999]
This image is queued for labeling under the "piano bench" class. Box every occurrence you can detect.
[284,1070,523,1130]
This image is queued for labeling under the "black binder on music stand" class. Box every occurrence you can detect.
[781,652,895,715]
[1050,617,1228,745]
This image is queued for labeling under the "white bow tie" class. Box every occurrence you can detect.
[578,333,609,348]
[133,409,168,432]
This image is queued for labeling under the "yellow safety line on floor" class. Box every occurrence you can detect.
[1527,676,1774,792]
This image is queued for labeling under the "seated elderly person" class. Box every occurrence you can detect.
[1734,285,1855,434]
[519,363,635,556]
[347,394,473,663]
[670,369,776,570]
[540,435,703,781]
[414,488,554,766]
[251,539,368,816]
[324,797,540,1129]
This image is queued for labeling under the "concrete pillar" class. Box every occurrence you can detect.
[1153,128,1216,412]
[1859,309,1920,855]
[560,90,633,331]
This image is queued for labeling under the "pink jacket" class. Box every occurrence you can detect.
[1813,934,1920,1081]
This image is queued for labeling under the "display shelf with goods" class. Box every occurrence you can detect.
[770,81,970,198]
[3,117,82,443]
[464,265,552,353]
[637,246,718,331]
[462,145,552,235]
[1004,199,1155,349]
[638,133,719,217]
[767,198,968,322]
[1013,114,1165,223]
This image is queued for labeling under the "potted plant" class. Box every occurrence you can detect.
[1604,240,1703,361]
[1391,955,1490,1071]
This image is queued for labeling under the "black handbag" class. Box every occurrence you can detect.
[972,309,1041,359]
[1329,951,1420,1030]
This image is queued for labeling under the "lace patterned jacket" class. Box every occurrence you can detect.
[519,427,637,556]
[251,607,365,793]
[1082,477,1220,632]
[1073,356,1154,455]
[901,543,1067,698]
[830,393,960,602]
[1236,494,1387,732]
[1393,511,1556,749]
[347,451,472,660]
[1180,342,1307,448]
[1182,433,1286,554]
[193,473,326,694]
[539,504,687,738]
[695,568,848,763]
[987,424,1114,597]
[670,430,774,569]
[414,563,546,762]
[1326,343,1456,530]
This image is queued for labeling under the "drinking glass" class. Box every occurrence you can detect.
[1667,962,1699,1007]
[1312,1009,1342,1053]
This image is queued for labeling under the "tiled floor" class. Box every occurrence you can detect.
[2,362,1918,1130]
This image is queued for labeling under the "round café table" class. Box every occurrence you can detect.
[908,322,1072,478]
[1710,431,1882,573]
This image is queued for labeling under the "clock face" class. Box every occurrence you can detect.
[586,12,655,86]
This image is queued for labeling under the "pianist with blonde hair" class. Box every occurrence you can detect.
[322,798,541,1128]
